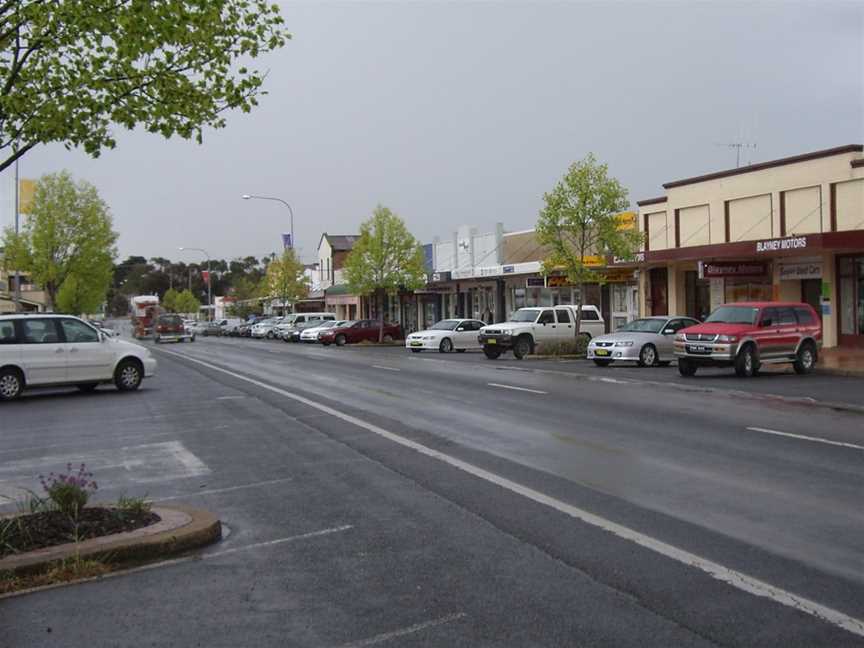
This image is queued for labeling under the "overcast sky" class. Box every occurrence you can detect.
[3,0,863,263]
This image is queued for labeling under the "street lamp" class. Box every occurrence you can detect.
[178,246,212,321]
[241,194,295,252]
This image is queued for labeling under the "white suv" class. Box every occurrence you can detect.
[0,314,157,401]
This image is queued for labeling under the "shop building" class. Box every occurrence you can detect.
[636,144,864,348]
[317,233,362,320]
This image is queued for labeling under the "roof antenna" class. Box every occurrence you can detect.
[715,141,757,168]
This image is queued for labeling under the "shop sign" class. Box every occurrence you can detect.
[525,277,546,288]
[478,265,502,277]
[428,271,451,283]
[778,261,822,281]
[452,268,474,279]
[502,265,515,274]
[701,261,769,278]
[602,268,637,282]
[755,236,808,253]
[546,275,571,287]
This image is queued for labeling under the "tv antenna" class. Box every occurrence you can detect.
[715,141,757,168]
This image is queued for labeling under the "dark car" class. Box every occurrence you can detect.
[154,314,195,343]
[318,320,402,346]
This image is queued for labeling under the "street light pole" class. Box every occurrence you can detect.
[241,194,295,252]
[178,246,212,321]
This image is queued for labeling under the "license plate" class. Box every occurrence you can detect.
[594,349,609,356]
[686,344,711,354]
[486,339,497,345]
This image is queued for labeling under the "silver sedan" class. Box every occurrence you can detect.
[587,316,700,367]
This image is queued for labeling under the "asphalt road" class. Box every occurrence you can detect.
[1,332,863,647]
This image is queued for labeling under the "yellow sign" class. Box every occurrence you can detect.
[18,179,35,214]
[615,211,637,230]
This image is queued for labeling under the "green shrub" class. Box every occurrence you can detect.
[537,337,588,357]
[39,464,98,519]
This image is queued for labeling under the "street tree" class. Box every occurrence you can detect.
[162,288,180,313]
[174,290,201,317]
[0,1,289,173]
[344,205,426,342]
[2,171,118,311]
[536,153,642,335]
[264,249,306,315]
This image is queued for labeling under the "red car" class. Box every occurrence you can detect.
[319,320,402,346]
[154,314,195,343]
[674,302,821,377]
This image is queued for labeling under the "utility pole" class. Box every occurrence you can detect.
[12,146,20,312]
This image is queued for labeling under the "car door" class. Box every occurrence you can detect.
[0,319,21,374]
[60,318,115,382]
[554,308,574,338]
[534,309,557,344]
[464,320,485,348]
[15,318,67,385]
[775,307,800,356]
[451,320,473,348]
[753,308,781,358]
[657,319,693,358]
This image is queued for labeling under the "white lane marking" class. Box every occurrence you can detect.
[371,365,401,372]
[487,383,547,395]
[0,432,178,458]
[746,427,864,451]
[158,349,864,638]
[0,525,354,601]
[216,395,246,400]
[334,612,467,647]
[205,524,353,559]
[152,477,294,502]
[597,377,630,385]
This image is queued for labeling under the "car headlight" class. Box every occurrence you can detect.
[717,335,738,343]
[501,331,512,338]
[674,333,686,342]
[614,340,634,347]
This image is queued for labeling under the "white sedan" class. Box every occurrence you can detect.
[405,319,486,353]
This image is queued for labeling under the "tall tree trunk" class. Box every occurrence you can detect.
[46,281,57,313]
[575,280,584,338]
[378,290,384,342]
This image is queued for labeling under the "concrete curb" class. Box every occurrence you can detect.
[0,504,221,577]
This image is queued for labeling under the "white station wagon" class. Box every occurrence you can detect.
[0,314,157,401]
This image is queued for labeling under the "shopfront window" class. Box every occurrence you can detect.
[724,278,772,303]
[838,255,864,339]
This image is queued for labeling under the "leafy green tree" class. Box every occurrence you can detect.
[174,290,201,317]
[2,171,118,311]
[344,205,426,341]
[162,288,180,313]
[536,153,642,334]
[0,1,289,173]
[264,249,306,315]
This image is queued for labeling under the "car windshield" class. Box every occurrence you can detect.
[705,306,760,324]
[510,310,539,322]
[616,319,665,333]
[317,321,340,329]
[430,320,460,331]
[159,315,183,326]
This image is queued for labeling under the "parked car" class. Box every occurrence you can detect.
[405,319,486,353]
[236,322,255,338]
[218,318,244,335]
[587,316,700,367]
[251,318,283,339]
[478,305,605,359]
[154,314,196,343]
[0,314,157,401]
[183,319,197,334]
[674,302,822,378]
[190,320,223,337]
[299,320,347,343]
[277,312,336,342]
[318,320,402,346]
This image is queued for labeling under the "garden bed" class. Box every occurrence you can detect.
[1,507,160,558]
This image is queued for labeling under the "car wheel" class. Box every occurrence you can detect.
[512,336,531,360]
[793,342,817,374]
[77,383,99,393]
[638,344,658,367]
[383,334,394,344]
[335,334,347,347]
[266,331,274,340]
[678,358,697,377]
[114,359,143,392]
[0,368,24,401]
[439,338,453,353]
[410,348,422,353]
[483,347,501,360]
[734,345,759,378]
[593,359,612,367]
[579,332,592,342]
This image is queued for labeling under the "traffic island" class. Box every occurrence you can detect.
[0,504,221,592]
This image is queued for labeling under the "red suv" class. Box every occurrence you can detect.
[319,320,402,346]
[674,302,821,377]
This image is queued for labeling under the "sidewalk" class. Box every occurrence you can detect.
[819,347,864,377]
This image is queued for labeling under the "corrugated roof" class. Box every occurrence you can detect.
[325,234,360,251]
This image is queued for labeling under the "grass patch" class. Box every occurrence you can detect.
[535,338,588,357]
[0,557,112,595]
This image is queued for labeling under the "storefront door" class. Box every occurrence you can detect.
[838,255,864,347]
[649,268,668,316]
[801,279,821,318]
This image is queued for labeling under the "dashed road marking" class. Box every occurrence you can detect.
[153,477,295,502]
[158,348,864,638]
[334,612,467,647]
[371,365,401,372]
[745,427,864,451]
[487,383,547,394]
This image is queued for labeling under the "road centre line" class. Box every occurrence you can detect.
[204,524,353,559]
[745,427,864,451]
[157,348,864,638]
[334,612,467,647]
[371,365,401,372]
[487,383,547,394]
[152,477,295,502]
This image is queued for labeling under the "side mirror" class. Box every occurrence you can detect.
[663,328,675,335]
[456,327,464,332]
[761,318,773,327]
